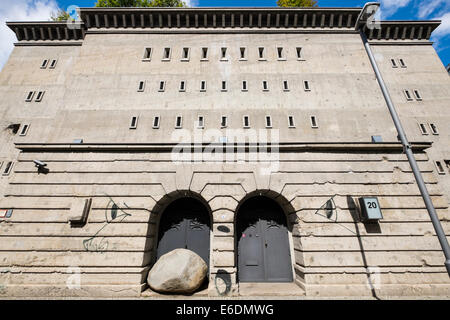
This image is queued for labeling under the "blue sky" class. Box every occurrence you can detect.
[0,0,449,71]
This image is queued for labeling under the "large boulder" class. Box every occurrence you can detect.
[147,249,207,294]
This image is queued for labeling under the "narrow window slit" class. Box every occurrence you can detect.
[311,116,318,128]
[243,116,250,128]
[288,116,295,128]
[266,116,272,128]
[153,116,160,129]
[130,116,138,129]
[221,116,227,128]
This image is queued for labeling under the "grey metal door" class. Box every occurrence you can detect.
[156,198,210,268]
[237,197,293,282]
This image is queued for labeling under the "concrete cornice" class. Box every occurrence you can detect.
[362,20,440,41]
[5,7,441,43]
[6,21,85,43]
[15,142,432,153]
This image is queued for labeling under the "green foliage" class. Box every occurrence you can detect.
[149,0,186,7]
[277,0,318,7]
[50,9,71,21]
[95,0,187,7]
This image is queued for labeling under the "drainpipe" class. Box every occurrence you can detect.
[356,2,450,276]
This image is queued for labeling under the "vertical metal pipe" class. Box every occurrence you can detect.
[360,30,450,275]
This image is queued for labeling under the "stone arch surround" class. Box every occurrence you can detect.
[142,190,214,292]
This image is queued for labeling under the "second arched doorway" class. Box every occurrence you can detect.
[236,196,293,283]
[156,197,211,269]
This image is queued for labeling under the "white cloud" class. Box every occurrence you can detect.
[0,0,59,72]
[417,0,446,19]
[185,0,198,7]
[432,12,450,37]
[379,0,412,18]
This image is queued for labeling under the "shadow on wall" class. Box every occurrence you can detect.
[5,123,20,135]
[346,195,381,300]
[213,269,232,296]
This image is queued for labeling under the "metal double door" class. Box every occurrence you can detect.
[237,200,293,282]
[156,199,210,268]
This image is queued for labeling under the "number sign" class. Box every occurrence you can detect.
[359,197,383,221]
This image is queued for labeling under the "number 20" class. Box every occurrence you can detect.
[367,202,377,209]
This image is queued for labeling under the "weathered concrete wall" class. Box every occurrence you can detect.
[0,33,399,145]
[371,43,450,204]
[1,148,449,298]
[0,14,449,298]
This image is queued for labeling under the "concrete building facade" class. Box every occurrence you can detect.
[0,7,449,298]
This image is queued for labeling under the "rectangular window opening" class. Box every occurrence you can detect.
[175,116,183,129]
[221,81,227,91]
[197,116,204,129]
[296,47,303,60]
[243,116,250,128]
[242,80,248,91]
[201,47,208,60]
[265,116,272,128]
[182,47,190,60]
[153,116,160,129]
[130,116,138,129]
[445,160,450,172]
[143,48,152,60]
[35,91,44,102]
[262,81,268,91]
[399,59,407,68]
[49,59,58,69]
[25,91,35,102]
[221,116,227,128]
[159,81,166,92]
[435,161,445,174]
[304,80,311,91]
[19,124,30,136]
[200,80,207,92]
[179,81,186,92]
[413,90,422,101]
[310,116,318,128]
[391,59,398,68]
[137,81,145,92]
[221,47,227,60]
[419,123,428,135]
[2,161,13,176]
[163,48,171,60]
[40,59,48,69]
[277,47,284,60]
[429,123,439,135]
[283,80,289,91]
[240,47,246,60]
[288,116,295,128]
[404,90,413,101]
[258,47,265,60]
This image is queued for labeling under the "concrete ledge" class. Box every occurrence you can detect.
[14,41,83,46]
[15,142,432,153]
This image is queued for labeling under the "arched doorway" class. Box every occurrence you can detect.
[156,197,211,268]
[236,196,293,282]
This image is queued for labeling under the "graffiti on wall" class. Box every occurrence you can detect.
[83,196,133,252]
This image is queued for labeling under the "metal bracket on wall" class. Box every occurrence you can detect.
[69,198,92,228]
